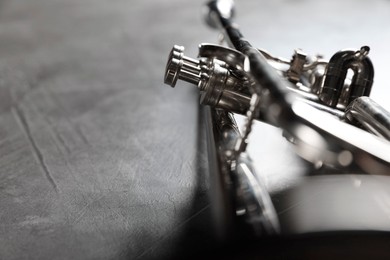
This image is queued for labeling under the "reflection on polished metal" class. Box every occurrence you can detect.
[165,44,252,115]
[164,45,201,87]
[319,46,374,108]
[345,96,390,140]
[205,108,280,238]
[163,0,390,241]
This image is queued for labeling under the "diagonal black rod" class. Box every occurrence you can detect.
[206,0,296,128]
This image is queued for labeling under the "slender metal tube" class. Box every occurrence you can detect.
[345,97,390,141]
[205,107,280,238]
[205,0,296,128]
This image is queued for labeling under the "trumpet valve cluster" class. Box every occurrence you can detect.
[165,44,252,114]
[164,43,376,118]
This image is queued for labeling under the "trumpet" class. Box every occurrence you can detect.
[163,0,390,255]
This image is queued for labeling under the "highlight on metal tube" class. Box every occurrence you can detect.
[204,0,235,29]
[319,46,374,107]
[345,96,390,140]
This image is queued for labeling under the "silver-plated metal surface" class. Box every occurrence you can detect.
[163,11,390,173]
[205,107,280,238]
[162,0,390,243]
[345,96,390,140]
[232,153,280,235]
[165,45,201,87]
[319,46,374,108]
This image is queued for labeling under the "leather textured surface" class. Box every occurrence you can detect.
[1,0,390,259]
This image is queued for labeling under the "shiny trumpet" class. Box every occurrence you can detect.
[163,0,390,248]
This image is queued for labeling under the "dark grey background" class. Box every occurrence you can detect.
[1,0,390,259]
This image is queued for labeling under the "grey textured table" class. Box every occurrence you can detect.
[1,0,390,259]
